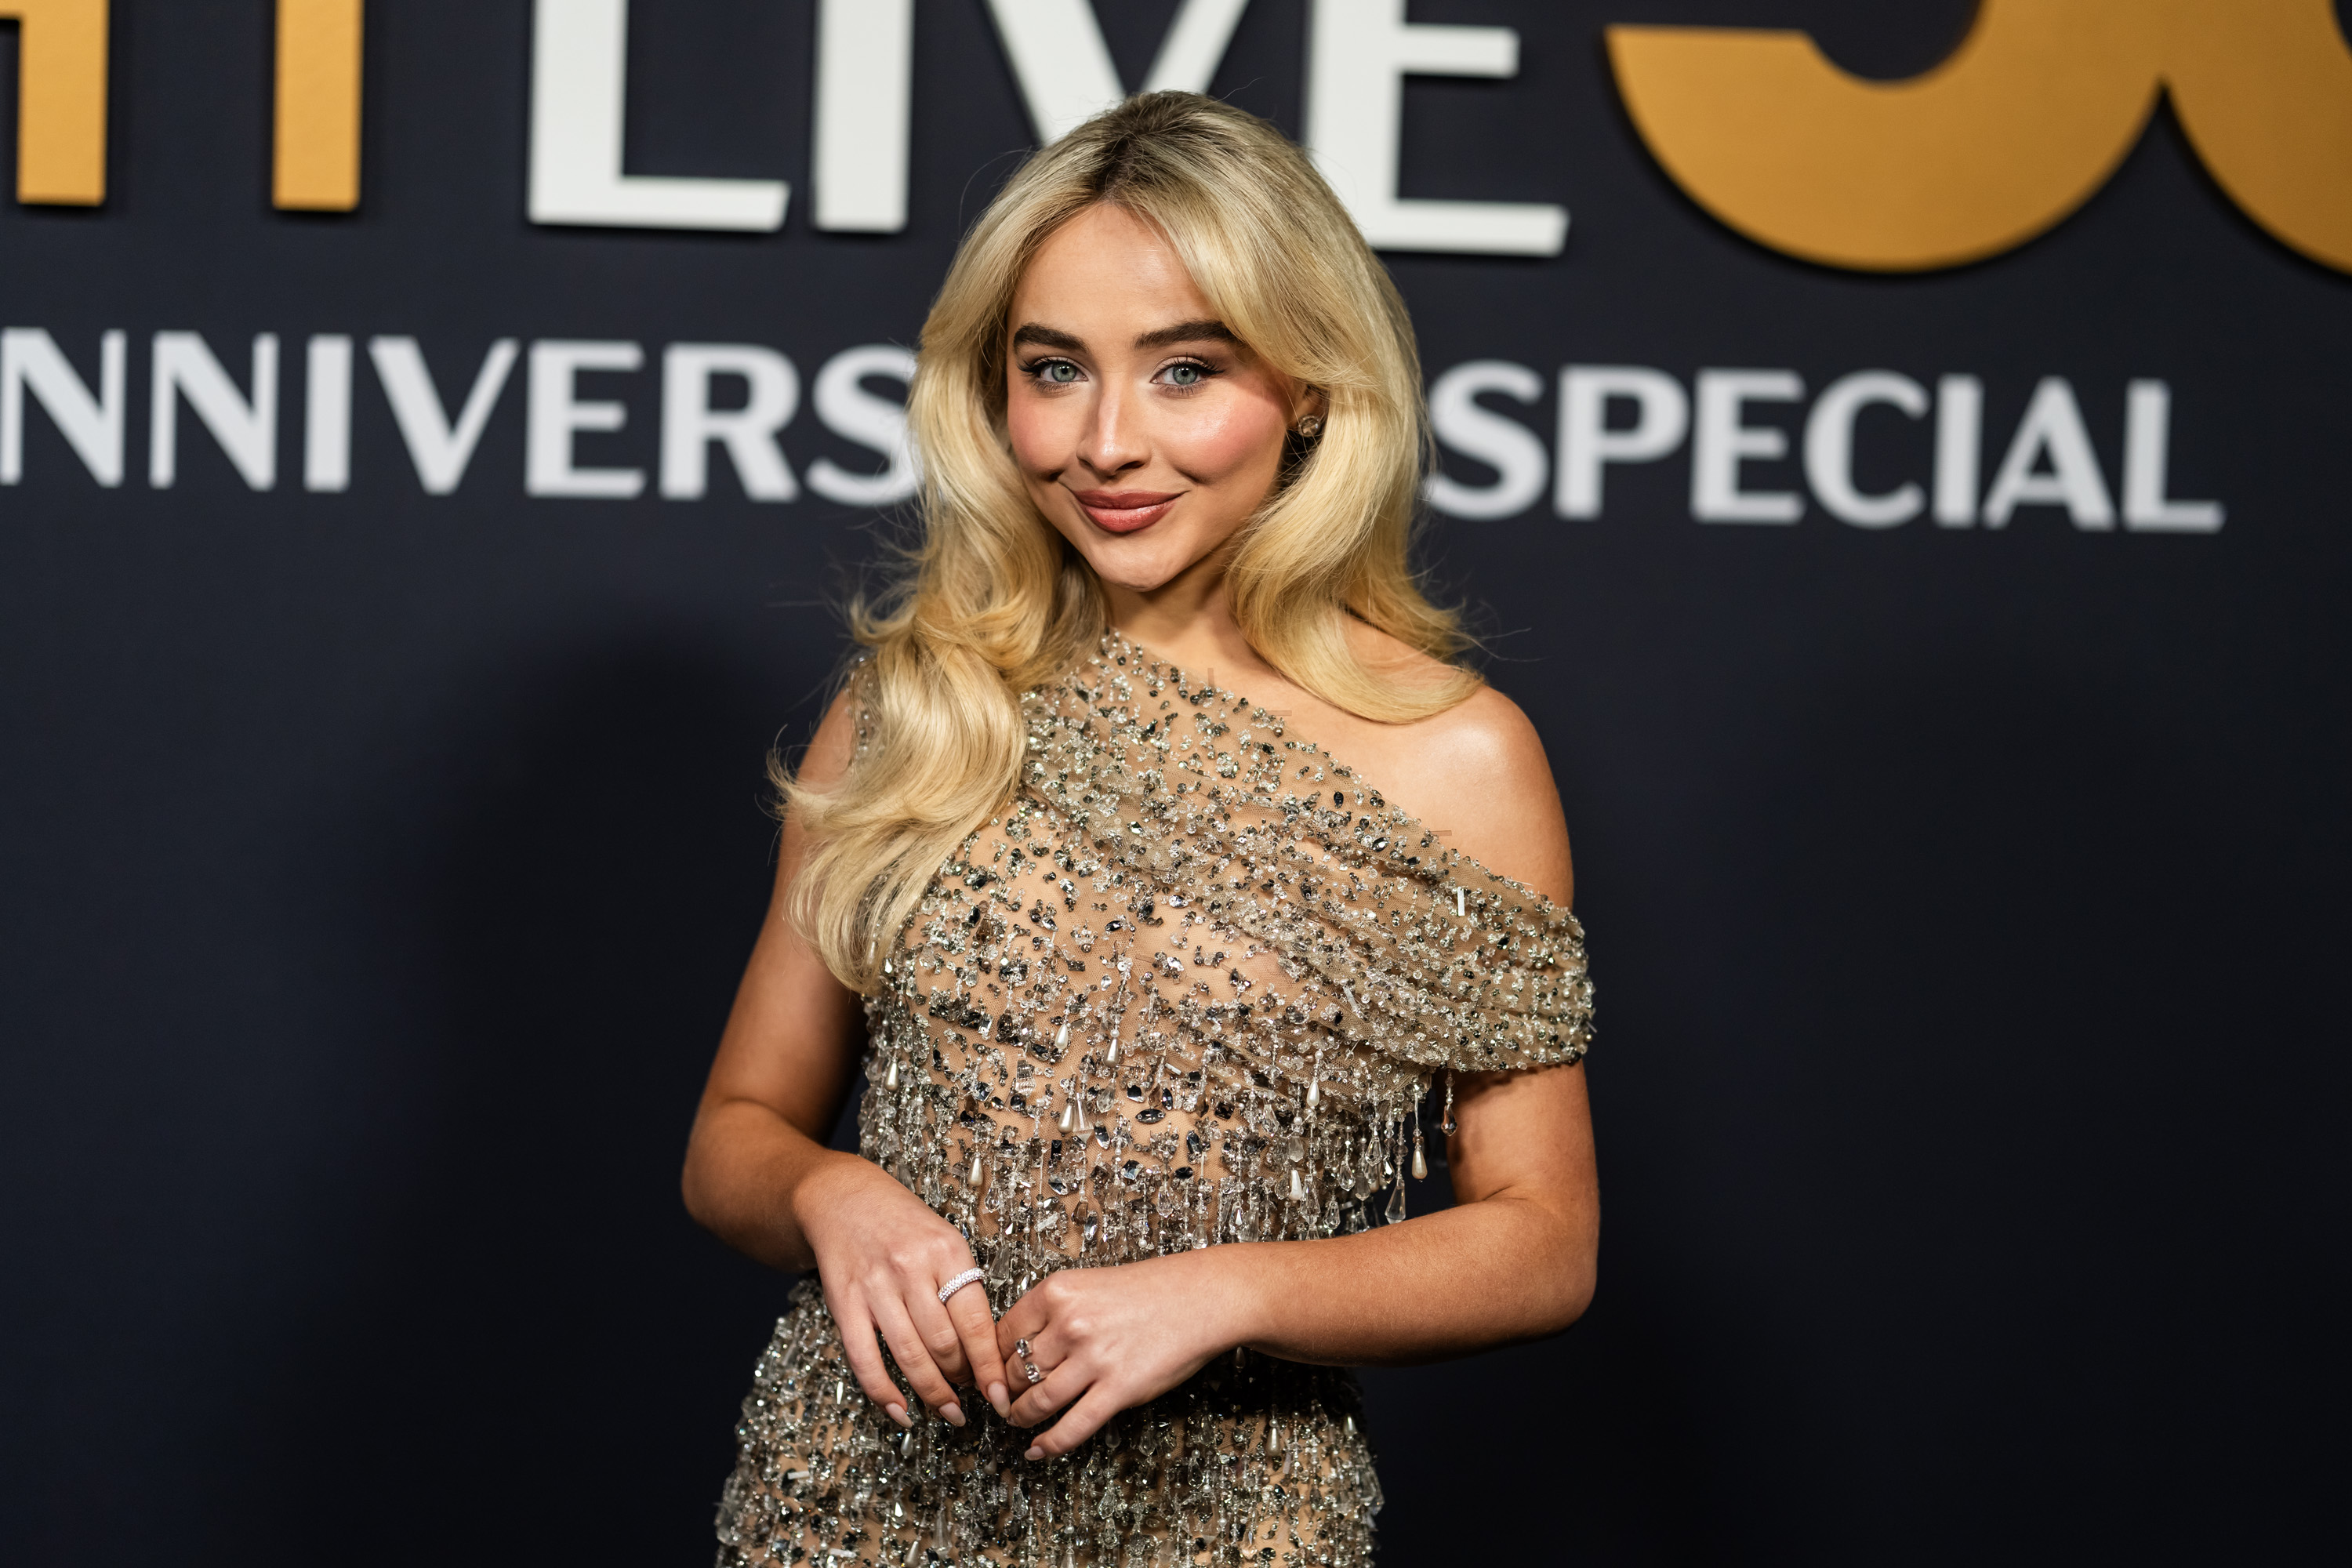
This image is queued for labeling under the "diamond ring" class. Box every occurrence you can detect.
[936,1268,986,1306]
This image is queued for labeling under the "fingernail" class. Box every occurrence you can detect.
[1024,1445,1044,1462]
[989,1383,1011,1416]
[941,1403,966,1428]
[886,1403,912,1429]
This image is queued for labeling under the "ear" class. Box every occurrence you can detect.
[1294,385,1328,425]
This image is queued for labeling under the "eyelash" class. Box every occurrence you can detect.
[1018,357,1220,390]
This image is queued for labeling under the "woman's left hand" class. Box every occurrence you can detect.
[995,1250,1264,1459]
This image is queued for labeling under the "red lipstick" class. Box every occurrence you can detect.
[1070,488,1181,534]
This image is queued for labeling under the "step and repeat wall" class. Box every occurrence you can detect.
[4,2,2343,1561]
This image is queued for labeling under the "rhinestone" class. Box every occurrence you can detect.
[712,628,1593,1568]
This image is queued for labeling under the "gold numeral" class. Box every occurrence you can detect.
[1610,0,2352,274]
[2168,2,2352,272]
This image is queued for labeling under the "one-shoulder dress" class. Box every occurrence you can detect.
[714,632,1594,1568]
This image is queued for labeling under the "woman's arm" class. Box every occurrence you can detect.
[681,691,868,1269]
[1234,681,1598,1363]
[1226,1062,1595,1363]
[992,691,1598,1457]
[683,691,1016,1427]
[989,1065,1595,1457]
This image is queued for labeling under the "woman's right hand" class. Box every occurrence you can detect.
[795,1152,1013,1429]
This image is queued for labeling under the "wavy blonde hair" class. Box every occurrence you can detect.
[783,91,1480,991]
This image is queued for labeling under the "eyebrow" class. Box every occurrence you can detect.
[1007,319,1240,354]
[1134,318,1237,350]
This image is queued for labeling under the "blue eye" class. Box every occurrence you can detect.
[1040,361,1080,384]
[1166,364,1203,387]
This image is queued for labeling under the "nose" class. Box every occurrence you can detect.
[1075,380,1145,479]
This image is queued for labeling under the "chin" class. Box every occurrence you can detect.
[1066,526,1213,594]
[1081,549,1185,594]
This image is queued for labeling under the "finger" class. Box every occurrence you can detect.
[906,1294,975,1410]
[906,1276,973,1385]
[1006,1345,1082,1429]
[829,1298,909,1422]
[995,1287,1050,1362]
[1023,1384,1123,1461]
[873,1294,963,1428]
[944,1283,1014,1418]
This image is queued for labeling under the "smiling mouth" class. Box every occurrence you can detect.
[1070,488,1181,534]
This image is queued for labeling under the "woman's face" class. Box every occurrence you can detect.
[1004,204,1312,597]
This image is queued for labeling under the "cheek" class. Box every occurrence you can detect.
[1006,388,1074,474]
[1163,397,1288,484]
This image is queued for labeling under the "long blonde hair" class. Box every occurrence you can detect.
[783,91,1479,991]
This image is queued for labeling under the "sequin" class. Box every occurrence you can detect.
[715,632,1594,1567]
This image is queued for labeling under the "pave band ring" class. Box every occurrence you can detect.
[936,1268,986,1305]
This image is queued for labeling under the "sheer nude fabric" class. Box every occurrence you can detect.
[716,633,1594,1567]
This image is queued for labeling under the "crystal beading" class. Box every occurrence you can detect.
[715,630,1595,1567]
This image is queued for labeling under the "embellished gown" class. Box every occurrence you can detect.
[715,633,1595,1568]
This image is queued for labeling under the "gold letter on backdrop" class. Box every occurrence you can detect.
[1,0,108,205]
[1609,0,2352,274]
[274,0,363,211]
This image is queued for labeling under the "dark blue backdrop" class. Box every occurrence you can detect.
[2,3,2343,1562]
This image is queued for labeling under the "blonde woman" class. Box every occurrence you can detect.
[685,93,1598,1567]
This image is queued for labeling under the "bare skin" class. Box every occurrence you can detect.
[684,202,1598,1462]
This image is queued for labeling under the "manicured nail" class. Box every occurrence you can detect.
[886,1403,912,1429]
[989,1382,1011,1417]
[941,1402,966,1428]
[1024,1445,1044,1461]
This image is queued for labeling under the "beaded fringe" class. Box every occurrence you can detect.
[714,633,1593,1567]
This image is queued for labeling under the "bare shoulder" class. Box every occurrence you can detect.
[1399,690,1571,900]
[1404,682,1549,786]
[1335,629,1573,906]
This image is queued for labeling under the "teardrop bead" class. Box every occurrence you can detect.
[1410,1126,1428,1181]
[884,1056,899,1090]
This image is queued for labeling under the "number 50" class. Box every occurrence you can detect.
[1610,0,2352,273]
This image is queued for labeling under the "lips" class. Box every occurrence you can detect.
[1070,488,1181,534]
